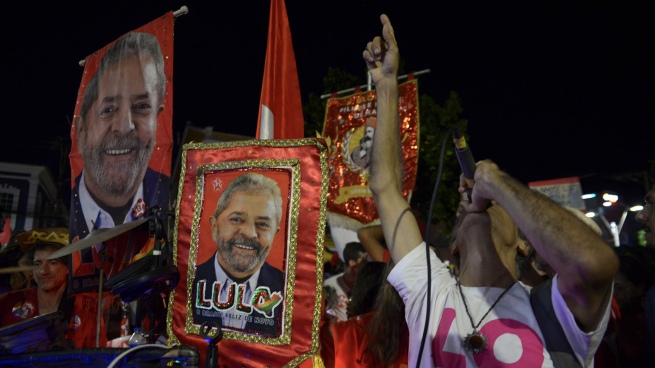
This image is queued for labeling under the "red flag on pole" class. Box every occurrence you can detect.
[256,0,304,140]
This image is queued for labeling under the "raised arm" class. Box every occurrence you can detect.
[357,225,387,262]
[460,160,618,331]
[364,14,423,264]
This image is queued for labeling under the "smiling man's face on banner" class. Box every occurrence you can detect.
[210,187,281,279]
[78,53,163,205]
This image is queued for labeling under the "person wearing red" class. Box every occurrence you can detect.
[332,261,409,367]
[0,239,113,348]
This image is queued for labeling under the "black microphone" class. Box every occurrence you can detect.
[452,129,476,195]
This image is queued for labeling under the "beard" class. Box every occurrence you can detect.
[217,235,271,274]
[82,131,153,197]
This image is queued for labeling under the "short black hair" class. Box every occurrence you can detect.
[28,241,68,266]
[343,241,366,264]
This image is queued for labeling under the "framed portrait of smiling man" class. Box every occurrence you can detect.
[168,138,328,367]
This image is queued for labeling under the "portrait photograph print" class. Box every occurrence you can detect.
[191,168,291,337]
[168,139,328,367]
[67,12,174,294]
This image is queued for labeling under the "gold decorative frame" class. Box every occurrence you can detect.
[167,138,328,367]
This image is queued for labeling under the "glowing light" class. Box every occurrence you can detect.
[630,205,644,212]
[585,212,596,218]
[602,193,618,203]
[602,202,612,207]
[581,193,596,199]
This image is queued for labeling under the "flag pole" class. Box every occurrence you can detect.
[320,68,431,99]
[173,5,189,17]
[79,6,189,67]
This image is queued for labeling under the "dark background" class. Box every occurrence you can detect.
[1,1,653,221]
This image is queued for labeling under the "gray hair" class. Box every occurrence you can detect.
[213,173,283,228]
[79,32,165,123]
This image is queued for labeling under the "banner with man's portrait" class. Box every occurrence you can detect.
[168,138,328,367]
[321,79,419,227]
[67,13,174,293]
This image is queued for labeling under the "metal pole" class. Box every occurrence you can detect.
[96,247,107,347]
[79,6,189,68]
[173,5,189,17]
[320,69,431,99]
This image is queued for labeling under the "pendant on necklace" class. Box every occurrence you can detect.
[463,330,487,353]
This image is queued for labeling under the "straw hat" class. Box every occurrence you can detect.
[15,227,69,253]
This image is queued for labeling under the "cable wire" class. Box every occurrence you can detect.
[106,344,169,368]
[415,129,452,367]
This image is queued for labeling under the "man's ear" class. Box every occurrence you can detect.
[75,116,85,154]
[209,216,218,243]
[517,238,530,257]
[157,104,164,117]
[275,227,280,236]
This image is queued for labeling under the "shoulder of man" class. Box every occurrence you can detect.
[143,167,171,186]
[73,172,82,188]
[195,254,216,278]
[258,262,285,290]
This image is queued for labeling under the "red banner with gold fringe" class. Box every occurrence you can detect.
[168,138,328,367]
[321,79,419,226]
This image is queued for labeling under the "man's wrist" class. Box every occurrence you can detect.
[374,77,398,90]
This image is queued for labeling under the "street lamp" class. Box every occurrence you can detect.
[583,191,641,247]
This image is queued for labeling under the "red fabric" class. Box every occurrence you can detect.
[0,217,11,246]
[67,11,174,294]
[595,296,621,368]
[171,141,327,367]
[617,311,644,364]
[0,289,111,348]
[0,289,39,327]
[332,311,408,368]
[320,318,337,368]
[67,292,112,348]
[382,249,391,263]
[256,0,304,140]
[69,11,174,182]
[322,80,419,226]
[600,295,651,367]
[330,251,341,266]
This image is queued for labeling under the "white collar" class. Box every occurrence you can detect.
[78,170,145,231]
[213,252,261,294]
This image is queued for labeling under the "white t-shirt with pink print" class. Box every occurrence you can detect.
[388,243,610,368]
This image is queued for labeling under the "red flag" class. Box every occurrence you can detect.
[322,80,420,226]
[256,0,304,140]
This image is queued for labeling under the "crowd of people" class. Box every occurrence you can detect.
[1,12,654,368]
[316,14,655,368]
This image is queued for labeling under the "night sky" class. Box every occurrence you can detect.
[1,1,653,207]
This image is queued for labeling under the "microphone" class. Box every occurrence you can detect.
[452,129,476,196]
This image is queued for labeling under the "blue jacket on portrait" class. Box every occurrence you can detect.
[192,251,285,336]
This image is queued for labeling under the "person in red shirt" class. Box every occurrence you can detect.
[332,261,409,367]
[0,237,113,349]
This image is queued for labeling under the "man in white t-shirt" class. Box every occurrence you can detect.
[363,14,618,367]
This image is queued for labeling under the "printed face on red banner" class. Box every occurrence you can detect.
[190,169,290,337]
[67,13,174,294]
[322,80,419,225]
[169,139,328,367]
